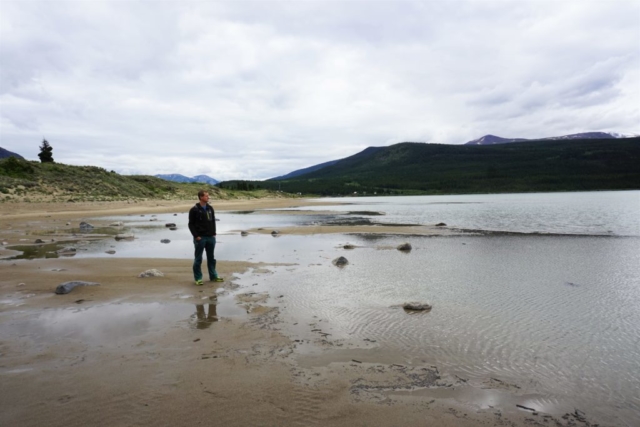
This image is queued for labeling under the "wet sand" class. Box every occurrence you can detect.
[0,199,609,426]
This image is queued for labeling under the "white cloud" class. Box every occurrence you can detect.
[1,0,638,180]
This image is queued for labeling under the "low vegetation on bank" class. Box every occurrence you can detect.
[0,158,292,203]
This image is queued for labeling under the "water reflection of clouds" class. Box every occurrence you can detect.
[35,303,193,346]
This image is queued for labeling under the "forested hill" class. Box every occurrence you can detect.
[221,137,640,195]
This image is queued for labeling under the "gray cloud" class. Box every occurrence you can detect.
[1,0,638,180]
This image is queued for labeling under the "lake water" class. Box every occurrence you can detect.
[58,191,640,424]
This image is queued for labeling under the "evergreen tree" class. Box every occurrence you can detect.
[38,139,54,163]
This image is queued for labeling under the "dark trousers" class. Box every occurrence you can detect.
[193,236,218,281]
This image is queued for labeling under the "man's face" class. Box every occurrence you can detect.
[200,193,209,203]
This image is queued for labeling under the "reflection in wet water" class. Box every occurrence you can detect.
[5,242,72,260]
[194,304,218,329]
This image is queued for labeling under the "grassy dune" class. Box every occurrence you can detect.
[0,158,289,203]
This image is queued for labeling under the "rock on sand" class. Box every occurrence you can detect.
[55,281,100,295]
[332,256,349,267]
[397,243,412,251]
[138,269,164,278]
[402,302,432,311]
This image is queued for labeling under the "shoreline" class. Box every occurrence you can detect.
[0,199,618,426]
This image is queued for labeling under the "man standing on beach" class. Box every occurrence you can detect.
[188,190,224,285]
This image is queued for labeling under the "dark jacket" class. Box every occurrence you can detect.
[188,203,216,238]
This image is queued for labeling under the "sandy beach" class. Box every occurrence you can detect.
[0,199,610,426]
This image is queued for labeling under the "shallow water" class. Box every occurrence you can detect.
[284,191,640,236]
[233,234,640,425]
[0,296,245,357]
[5,191,639,424]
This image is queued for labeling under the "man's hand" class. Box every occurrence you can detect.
[196,236,201,241]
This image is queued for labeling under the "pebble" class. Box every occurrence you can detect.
[332,256,349,267]
[397,243,412,251]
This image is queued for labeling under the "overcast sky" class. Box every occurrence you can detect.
[1,1,638,180]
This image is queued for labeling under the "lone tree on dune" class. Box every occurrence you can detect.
[38,139,54,163]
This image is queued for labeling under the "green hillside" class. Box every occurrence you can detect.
[221,137,640,195]
[0,158,282,203]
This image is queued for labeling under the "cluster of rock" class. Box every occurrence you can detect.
[54,269,165,295]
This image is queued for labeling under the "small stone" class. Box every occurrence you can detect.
[160,239,170,244]
[109,221,124,227]
[79,221,94,230]
[34,239,44,244]
[343,244,355,249]
[138,269,164,278]
[435,222,446,227]
[55,281,100,295]
[115,234,135,241]
[18,283,26,287]
[105,250,116,254]
[173,213,177,216]
[402,302,432,311]
[271,230,280,235]
[149,218,158,222]
[397,243,412,251]
[65,222,71,226]
[332,256,349,267]
[241,231,249,236]
[169,227,177,231]
[165,223,176,228]
[56,247,77,254]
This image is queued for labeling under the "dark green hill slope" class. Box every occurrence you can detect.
[224,137,640,195]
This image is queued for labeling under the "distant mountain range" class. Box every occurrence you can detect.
[155,174,219,185]
[219,134,640,195]
[464,132,626,145]
[0,147,24,159]
[269,132,634,180]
